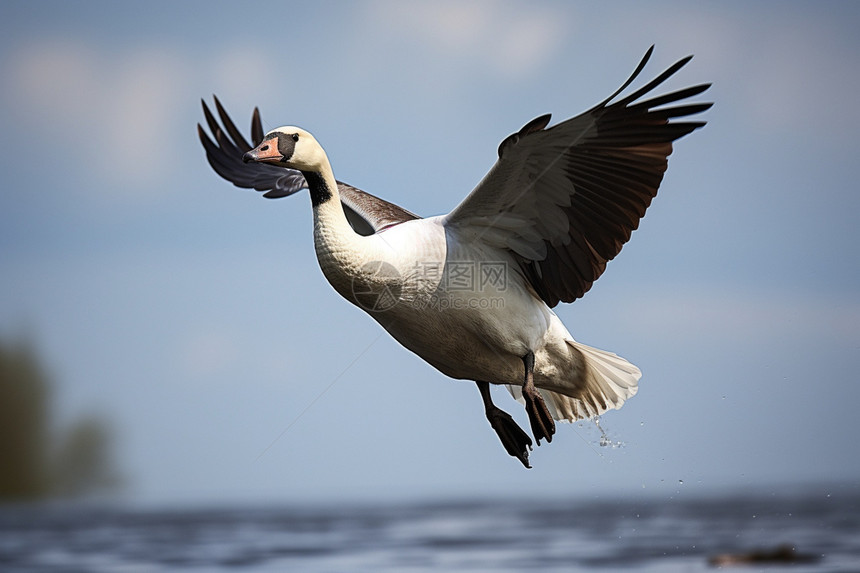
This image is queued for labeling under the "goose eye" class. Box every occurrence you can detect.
[291,133,299,142]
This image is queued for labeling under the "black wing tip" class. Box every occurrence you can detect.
[498,113,553,158]
[687,82,712,96]
[676,53,694,67]
[211,96,253,152]
[597,45,656,107]
[251,107,264,146]
[520,113,552,135]
[642,47,699,85]
[599,47,707,111]
[212,94,226,116]
[640,45,655,67]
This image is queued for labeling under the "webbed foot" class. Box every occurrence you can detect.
[476,380,533,468]
[487,406,533,468]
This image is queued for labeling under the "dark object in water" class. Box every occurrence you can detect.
[708,544,820,567]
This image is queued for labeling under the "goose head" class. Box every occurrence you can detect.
[242,126,327,172]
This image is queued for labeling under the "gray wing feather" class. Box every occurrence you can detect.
[445,47,711,307]
[198,98,420,235]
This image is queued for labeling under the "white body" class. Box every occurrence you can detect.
[312,176,640,422]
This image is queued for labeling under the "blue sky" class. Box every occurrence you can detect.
[1,1,858,505]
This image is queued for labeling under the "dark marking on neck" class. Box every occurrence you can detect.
[302,171,333,207]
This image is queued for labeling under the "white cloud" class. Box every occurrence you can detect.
[619,287,860,344]
[4,38,189,196]
[210,46,275,107]
[178,329,242,382]
[741,24,860,138]
[367,0,569,78]
[608,4,860,138]
[6,39,101,129]
[2,37,285,204]
[101,49,188,184]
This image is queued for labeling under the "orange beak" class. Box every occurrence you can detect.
[243,137,284,164]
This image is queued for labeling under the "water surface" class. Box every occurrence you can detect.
[2,486,858,572]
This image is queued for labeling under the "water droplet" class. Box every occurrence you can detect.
[678,480,684,485]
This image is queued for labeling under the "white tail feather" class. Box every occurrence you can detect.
[507,340,641,422]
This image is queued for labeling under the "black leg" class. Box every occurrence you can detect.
[521,351,555,445]
[476,381,533,468]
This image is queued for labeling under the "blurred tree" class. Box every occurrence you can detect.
[50,415,122,497]
[0,338,121,502]
[0,340,50,499]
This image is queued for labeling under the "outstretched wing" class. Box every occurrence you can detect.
[198,97,307,199]
[198,97,420,235]
[444,47,712,307]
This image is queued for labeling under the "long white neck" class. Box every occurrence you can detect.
[304,160,378,300]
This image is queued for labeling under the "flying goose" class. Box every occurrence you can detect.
[198,47,711,467]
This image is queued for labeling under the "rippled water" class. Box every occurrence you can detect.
[2,486,859,572]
